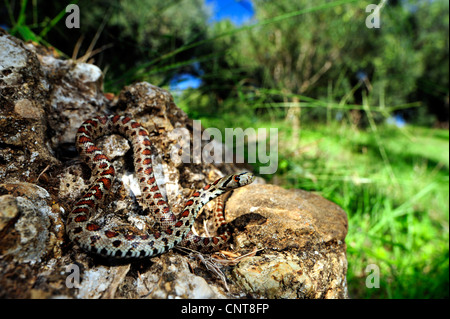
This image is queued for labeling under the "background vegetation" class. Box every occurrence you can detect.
[2,0,448,298]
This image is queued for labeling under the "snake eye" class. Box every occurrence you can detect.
[233,175,239,182]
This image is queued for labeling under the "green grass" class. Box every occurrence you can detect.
[188,110,449,299]
[284,122,448,299]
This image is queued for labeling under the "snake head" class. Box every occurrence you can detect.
[231,172,255,187]
[205,172,255,193]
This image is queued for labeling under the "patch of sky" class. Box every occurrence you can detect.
[205,0,255,26]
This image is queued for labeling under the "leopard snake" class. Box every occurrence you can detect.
[66,115,254,258]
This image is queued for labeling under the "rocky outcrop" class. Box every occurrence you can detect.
[226,185,348,298]
[0,30,348,299]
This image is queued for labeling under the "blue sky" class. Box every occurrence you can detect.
[170,0,254,91]
[205,0,255,26]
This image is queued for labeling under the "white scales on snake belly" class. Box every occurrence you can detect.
[66,115,254,258]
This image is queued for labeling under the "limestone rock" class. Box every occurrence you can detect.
[0,183,64,263]
[0,30,59,183]
[0,32,349,299]
[226,184,348,250]
[224,184,348,298]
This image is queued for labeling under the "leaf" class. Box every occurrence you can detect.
[16,25,41,43]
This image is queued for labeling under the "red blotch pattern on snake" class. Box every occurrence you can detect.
[66,115,254,258]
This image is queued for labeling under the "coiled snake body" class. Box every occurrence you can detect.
[66,115,254,258]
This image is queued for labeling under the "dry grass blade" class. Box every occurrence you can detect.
[194,252,230,292]
[211,247,262,266]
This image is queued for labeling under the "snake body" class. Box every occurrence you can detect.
[66,115,254,258]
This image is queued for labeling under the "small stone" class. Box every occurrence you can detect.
[0,183,57,264]
[0,195,19,232]
[14,99,44,119]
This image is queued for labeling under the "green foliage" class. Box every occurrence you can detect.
[192,0,448,125]
[3,0,69,51]
[88,0,211,87]
[4,0,447,121]
[412,0,449,123]
[2,0,211,90]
